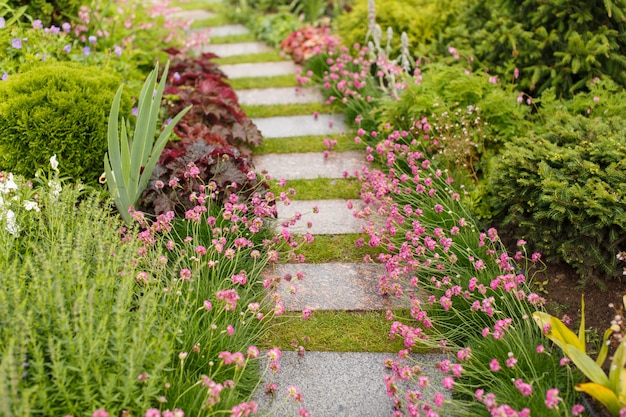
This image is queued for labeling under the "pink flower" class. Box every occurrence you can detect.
[92,410,109,417]
[571,404,585,415]
[247,346,259,358]
[302,309,312,319]
[227,325,234,336]
[442,376,454,390]
[536,345,545,354]
[489,358,501,372]
[545,388,562,409]
[514,378,533,396]
[506,352,518,368]
[179,268,191,281]
[204,300,212,311]
[145,409,161,417]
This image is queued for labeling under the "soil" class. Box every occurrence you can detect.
[535,261,626,335]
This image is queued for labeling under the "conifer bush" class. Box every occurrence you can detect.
[488,112,626,284]
[434,0,626,98]
[0,61,130,184]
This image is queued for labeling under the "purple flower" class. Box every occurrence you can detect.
[0,17,5,29]
[49,25,60,35]
[132,107,139,116]
[62,22,71,33]
[88,35,97,45]
[12,38,22,49]
[63,44,71,53]
[32,19,43,29]
[82,46,90,55]
[114,45,122,57]
[1,72,7,81]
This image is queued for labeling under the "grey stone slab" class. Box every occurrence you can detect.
[253,351,450,417]
[275,199,365,235]
[253,151,364,180]
[236,86,323,106]
[168,9,215,21]
[205,24,250,37]
[263,263,410,311]
[220,61,297,79]
[200,41,272,57]
[252,114,347,138]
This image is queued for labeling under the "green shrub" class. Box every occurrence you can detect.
[0,61,131,184]
[487,112,626,285]
[336,0,462,55]
[433,0,626,98]
[6,0,83,25]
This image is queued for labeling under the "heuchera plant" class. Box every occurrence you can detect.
[280,25,340,65]
[138,137,266,215]
[163,50,263,148]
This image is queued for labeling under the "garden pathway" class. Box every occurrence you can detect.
[178,6,445,416]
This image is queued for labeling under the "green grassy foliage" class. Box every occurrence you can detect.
[270,178,361,200]
[214,50,284,65]
[229,74,298,90]
[293,234,383,263]
[252,134,363,154]
[0,62,131,184]
[260,310,409,352]
[241,102,329,118]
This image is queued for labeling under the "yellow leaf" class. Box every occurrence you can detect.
[576,382,621,416]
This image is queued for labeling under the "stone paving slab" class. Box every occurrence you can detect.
[275,199,366,235]
[220,61,297,79]
[200,41,272,57]
[206,24,250,37]
[236,86,323,105]
[263,263,410,311]
[252,114,346,138]
[168,9,215,21]
[253,351,449,417]
[253,151,364,180]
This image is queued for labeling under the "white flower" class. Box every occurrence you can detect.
[48,180,62,198]
[50,154,59,171]
[23,200,39,212]
[4,209,18,235]
[0,173,18,194]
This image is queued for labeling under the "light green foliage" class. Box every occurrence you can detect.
[488,109,626,284]
[252,9,302,48]
[104,63,190,225]
[270,177,361,200]
[336,0,462,56]
[0,61,131,183]
[229,74,297,90]
[0,186,174,416]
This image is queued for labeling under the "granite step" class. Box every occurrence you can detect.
[264,263,410,311]
[237,86,323,106]
[253,351,448,417]
[254,151,363,181]
[201,41,273,57]
[204,24,250,37]
[252,114,346,138]
[221,61,297,79]
[168,9,215,21]
[275,199,365,235]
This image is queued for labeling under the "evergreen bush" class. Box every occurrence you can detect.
[0,61,130,183]
[488,112,626,285]
[433,0,626,98]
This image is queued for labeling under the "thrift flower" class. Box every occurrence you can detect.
[489,358,501,372]
[545,388,562,409]
[571,404,585,415]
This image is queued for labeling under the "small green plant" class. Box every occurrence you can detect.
[104,62,190,224]
[533,296,626,416]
